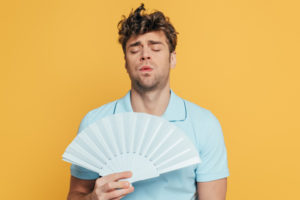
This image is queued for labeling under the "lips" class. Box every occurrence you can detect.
[139,66,153,72]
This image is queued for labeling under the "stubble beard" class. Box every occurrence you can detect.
[131,70,170,93]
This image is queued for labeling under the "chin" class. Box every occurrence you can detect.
[135,81,159,92]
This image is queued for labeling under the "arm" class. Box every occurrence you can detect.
[197,178,227,200]
[67,176,95,200]
[67,172,134,200]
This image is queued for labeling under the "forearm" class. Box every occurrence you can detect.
[67,191,94,200]
[197,178,227,200]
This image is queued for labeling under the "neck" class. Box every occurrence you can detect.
[130,84,171,116]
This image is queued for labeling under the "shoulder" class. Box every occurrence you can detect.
[77,100,117,133]
[183,99,224,147]
[184,99,220,126]
[179,97,229,181]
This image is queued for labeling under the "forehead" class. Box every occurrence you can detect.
[126,31,168,47]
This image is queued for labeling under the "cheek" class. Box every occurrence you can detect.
[159,55,171,68]
[125,59,134,69]
[125,60,139,75]
[126,55,139,66]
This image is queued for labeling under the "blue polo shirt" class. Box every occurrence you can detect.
[70,90,229,200]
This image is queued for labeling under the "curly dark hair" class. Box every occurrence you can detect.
[118,3,178,54]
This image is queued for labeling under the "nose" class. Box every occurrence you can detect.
[140,48,151,61]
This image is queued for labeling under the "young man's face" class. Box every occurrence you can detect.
[124,31,176,92]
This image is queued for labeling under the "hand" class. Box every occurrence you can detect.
[90,171,134,200]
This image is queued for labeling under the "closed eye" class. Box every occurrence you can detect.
[151,44,162,52]
[151,43,163,51]
[152,49,161,52]
[129,47,140,54]
[130,50,138,54]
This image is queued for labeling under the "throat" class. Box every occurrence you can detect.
[130,88,170,116]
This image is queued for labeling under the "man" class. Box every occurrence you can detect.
[67,4,229,200]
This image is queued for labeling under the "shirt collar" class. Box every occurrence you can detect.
[113,89,186,122]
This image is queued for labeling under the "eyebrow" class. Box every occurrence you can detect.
[148,40,164,45]
[128,41,141,48]
[128,40,164,48]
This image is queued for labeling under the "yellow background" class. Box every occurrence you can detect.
[1,0,299,199]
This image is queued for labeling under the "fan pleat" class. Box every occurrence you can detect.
[68,143,107,172]
[115,115,126,154]
[102,120,120,156]
[152,137,184,163]
[157,148,192,169]
[142,121,163,157]
[158,157,200,174]
[128,114,137,153]
[147,128,175,160]
[63,153,101,173]
[135,115,150,156]
[79,132,107,164]
[89,125,114,160]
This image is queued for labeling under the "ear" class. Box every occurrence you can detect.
[170,51,176,69]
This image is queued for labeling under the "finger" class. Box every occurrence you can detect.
[98,171,132,186]
[103,181,131,192]
[106,186,134,199]
[111,195,124,200]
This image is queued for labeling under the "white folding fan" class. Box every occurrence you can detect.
[62,112,201,183]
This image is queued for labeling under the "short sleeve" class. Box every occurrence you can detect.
[195,111,229,182]
[70,111,100,180]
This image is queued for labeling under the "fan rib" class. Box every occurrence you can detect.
[90,125,114,160]
[142,122,163,156]
[158,157,201,174]
[118,116,126,154]
[63,153,100,173]
[152,137,184,163]
[68,144,106,171]
[135,117,150,155]
[147,128,175,160]
[103,121,120,156]
[80,133,107,164]
[127,114,137,173]
[108,117,124,170]
[129,115,137,153]
[111,117,122,155]
[156,148,191,168]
